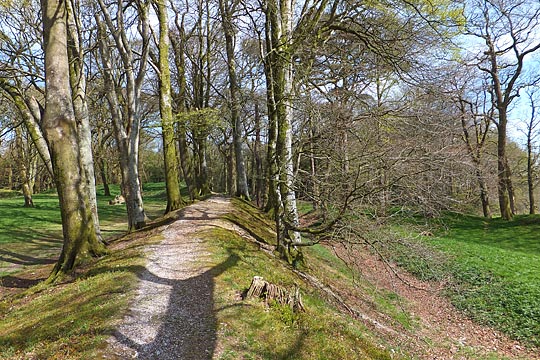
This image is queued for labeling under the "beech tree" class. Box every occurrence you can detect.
[525,88,540,214]
[96,0,151,230]
[14,125,37,207]
[218,0,250,199]
[153,0,185,213]
[41,0,107,279]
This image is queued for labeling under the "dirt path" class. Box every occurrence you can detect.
[332,243,540,359]
[105,197,235,360]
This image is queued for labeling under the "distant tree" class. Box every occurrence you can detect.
[525,88,540,214]
[451,75,493,218]
[464,0,540,219]
[218,0,250,200]
[169,7,196,199]
[14,125,37,207]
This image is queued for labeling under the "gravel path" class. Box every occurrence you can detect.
[105,197,234,360]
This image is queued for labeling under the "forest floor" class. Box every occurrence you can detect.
[1,196,539,359]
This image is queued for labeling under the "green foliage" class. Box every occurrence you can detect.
[175,108,222,138]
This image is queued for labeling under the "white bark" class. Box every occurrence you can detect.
[282,0,301,243]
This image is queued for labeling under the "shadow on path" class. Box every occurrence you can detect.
[112,252,239,359]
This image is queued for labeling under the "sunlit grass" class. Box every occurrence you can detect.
[390,212,540,346]
[0,230,155,359]
[207,225,393,359]
[0,183,168,276]
[1,193,396,359]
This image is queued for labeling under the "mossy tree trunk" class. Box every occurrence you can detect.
[496,112,513,220]
[266,0,301,247]
[15,126,35,208]
[253,101,264,207]
[155,0,184,213]
[263,3,279,214]
[100,158,111,197]
[66,0,103,242]
[170,25,196,201]
[41,0,107,280]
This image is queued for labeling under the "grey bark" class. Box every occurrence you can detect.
[218,0,250,200]
[96,0,150,230]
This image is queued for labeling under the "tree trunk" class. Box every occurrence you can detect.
[459,100,491,218]
[195,136,211,196]
[218,0,250,200]
[156,0,184,213]
[254,101,263,207]
[505,156,516,215]
[227,142,235,196]
[66,0,103,243]
[475,164,491,218]
[497,114,513,220]
[100,158,111,197]
[528,129,536,214]
[263,2,279,214]
[178,123,195,200]
[42,0,107,280]
[308,115,319,210]
[273,0,300,244]
[15,127,34,207]
[96,1,150,230]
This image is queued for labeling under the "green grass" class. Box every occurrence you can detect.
[1,193,396,359]
[208,227,394,359]
[0,183,167,276]
[388,212,540,347]
[0,229,157,359]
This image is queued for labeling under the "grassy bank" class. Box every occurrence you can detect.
[0,197,396,359]
[388,212,540,347]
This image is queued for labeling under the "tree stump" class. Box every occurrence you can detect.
[245,276,305,312]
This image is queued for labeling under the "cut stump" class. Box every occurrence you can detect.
[245,276,305,312]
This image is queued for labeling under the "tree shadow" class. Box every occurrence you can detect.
[111,252,239,359]
[0,249,57,266]
[0,275,46,288]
